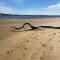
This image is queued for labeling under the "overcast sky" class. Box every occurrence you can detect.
[0,0,60,15]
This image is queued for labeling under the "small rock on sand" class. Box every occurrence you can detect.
[7,49,13,54]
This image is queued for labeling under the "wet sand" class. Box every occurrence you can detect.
[0,18,60,60]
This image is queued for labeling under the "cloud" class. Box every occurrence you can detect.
[14,0,25,4]
[47,4,60,9]
[42,3,60,15]
[0,6,16,14]
[0,2,17,14]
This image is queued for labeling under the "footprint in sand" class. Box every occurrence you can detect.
[52,33,56,36]
[40,56,45,60]
[18,58,21,60]
[24,47,27,50]
[47,38,53,42]
[43,50,46,53]
[36,38,39,40]
[26,40,30,42]
[42,51,46,56]
[40,50,47,60]
[40,42,41,43]
[42,43,47,47]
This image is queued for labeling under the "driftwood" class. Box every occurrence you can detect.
[10,23,39,31]
[22,23,38,30]
[10,22,60,32]
[40,26,60,29]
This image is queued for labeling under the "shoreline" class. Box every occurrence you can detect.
[0,17,60,20]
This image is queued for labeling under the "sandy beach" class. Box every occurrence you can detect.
[0,18,60,60]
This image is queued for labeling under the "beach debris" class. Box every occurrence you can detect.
[7,49,13,54]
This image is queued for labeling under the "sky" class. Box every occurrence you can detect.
[0,0,60,15]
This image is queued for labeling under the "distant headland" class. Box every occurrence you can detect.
[0,13,60,19]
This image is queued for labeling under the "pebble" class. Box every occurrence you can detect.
[7,49,13,53]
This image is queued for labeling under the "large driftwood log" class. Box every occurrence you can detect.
[10,22,60,32]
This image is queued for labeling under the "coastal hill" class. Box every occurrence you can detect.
[0,13,60,19]
[0,13,19,16]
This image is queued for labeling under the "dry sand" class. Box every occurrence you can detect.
[0,18,60,60]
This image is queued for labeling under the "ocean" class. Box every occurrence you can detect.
[0,15,60,19]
